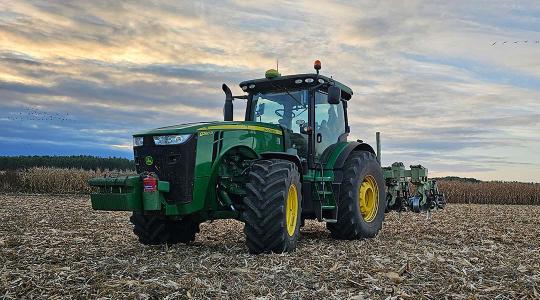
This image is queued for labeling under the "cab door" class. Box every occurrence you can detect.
[313,91,346,159]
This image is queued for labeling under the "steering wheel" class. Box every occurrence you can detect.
[275,108,296,118]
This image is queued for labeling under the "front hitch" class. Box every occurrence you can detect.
[88,174,169,211]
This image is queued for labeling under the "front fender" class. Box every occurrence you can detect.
[260,152,303,175]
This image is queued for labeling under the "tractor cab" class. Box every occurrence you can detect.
[224,61,354,169]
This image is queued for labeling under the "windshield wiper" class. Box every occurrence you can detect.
[270,83,306,108]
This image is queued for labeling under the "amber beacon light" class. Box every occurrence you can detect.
[314,60,321,71]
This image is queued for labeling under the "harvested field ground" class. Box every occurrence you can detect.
[1,195,539,299]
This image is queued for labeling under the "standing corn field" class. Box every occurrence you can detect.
[0,169,538,205]
[437,180,540,205]
[0,168,133,194]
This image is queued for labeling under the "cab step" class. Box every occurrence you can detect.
[321,205,337,222]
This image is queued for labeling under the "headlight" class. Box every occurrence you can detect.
[153,134,191,145]
[133,136,144,147]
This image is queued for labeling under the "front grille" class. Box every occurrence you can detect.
[134,135,197,203]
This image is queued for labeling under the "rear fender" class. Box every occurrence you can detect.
[322,141,375,171]
[332,141,375,170]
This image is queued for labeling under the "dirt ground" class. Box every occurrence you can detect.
[1,195,539,299]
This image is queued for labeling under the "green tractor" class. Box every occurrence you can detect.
[89,61,386,254]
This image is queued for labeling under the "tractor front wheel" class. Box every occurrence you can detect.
[130,213,199,245]
[327,151,386,239]
[243,159,302,254]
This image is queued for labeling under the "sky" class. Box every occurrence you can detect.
[0,1,539,182]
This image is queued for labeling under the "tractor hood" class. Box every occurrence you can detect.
[133,121,283,137]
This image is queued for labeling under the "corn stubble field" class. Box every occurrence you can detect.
[1,169,540,299]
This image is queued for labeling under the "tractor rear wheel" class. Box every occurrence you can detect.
[243,159,302,254]
[130,213,199,245]
[327,151,386,239]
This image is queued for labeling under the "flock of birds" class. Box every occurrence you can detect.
[491,40,540,45]
[6,107,72,122]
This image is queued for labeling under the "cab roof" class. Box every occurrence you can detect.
[239,73,353,100]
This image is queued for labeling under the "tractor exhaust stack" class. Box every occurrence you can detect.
[222,84,233,121]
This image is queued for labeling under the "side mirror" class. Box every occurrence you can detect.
[255,103,265,117]
[327,86,341,104]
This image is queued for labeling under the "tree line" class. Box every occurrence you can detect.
[0,155,135,171]
[434,176,481,183]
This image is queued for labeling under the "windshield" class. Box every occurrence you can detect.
[251,90,309,132]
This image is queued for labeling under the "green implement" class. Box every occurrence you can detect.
[383,162,446,212]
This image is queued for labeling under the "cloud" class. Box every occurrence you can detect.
[0,0,539,181]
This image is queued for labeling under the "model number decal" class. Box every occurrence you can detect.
[199,130,214,136]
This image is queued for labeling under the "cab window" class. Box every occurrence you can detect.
[252,90,309,157]
[251,90,309,131]
[314,91,345,157]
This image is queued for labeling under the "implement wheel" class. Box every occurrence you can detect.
[130,213,199,245]
[327,151,386,239]
[243,159,302,254]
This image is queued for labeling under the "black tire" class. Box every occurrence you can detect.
[130,213,199,245]
[327,151,386,239]
[243,159,302,254]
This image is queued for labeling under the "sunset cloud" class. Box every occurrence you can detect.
[0,1,539,181]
